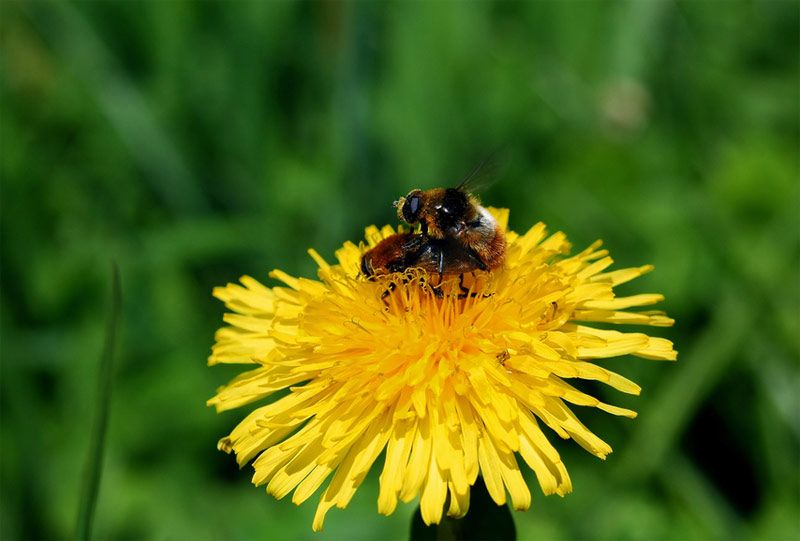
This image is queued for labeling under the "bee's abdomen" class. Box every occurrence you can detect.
[360,232,417,276]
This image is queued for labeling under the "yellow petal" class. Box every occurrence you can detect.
[477,433,506,506]
[419,449,447,525]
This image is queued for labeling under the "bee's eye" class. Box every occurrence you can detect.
[402,195,421,223]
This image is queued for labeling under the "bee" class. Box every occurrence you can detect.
[360,164,506,279]
[393,186,505,272]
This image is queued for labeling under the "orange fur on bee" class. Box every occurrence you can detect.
[465,224,506,270]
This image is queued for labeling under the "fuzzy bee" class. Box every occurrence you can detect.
[361,165,506,277]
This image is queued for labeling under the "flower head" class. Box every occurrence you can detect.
[208,209,676,531]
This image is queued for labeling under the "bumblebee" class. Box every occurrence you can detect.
[361,179,506,278]
[394,186,505,271]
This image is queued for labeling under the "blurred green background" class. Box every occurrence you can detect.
[2,1,798,540]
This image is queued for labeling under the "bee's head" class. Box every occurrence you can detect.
[395,189,423,224]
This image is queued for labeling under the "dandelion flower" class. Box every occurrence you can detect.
[208,209,676,531]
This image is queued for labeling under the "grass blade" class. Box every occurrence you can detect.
[75,262,122,540]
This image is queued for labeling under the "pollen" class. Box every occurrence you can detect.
[207,208,677,531]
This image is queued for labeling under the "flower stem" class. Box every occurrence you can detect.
[410,477,516,541]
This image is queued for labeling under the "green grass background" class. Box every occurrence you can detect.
[1,1,798,540]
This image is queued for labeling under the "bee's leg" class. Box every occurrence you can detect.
[381,281,397,306]
[430,272,445,298]
[460,249,495,298]
[465,248,488,271]
[455,273,489,299]
[437,248,446,274]
[428,247,445,298]
[360,255,374,278]
[422,274,444,298]
[457,273,471,299]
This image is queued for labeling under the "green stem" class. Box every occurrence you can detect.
[75,262,121,541]
[410,477,516,541]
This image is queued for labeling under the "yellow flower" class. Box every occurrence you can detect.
[207,209,676,531]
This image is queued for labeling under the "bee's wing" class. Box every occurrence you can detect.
[403,238,441,273]
[455,151,506,194]
[400,234,427,252]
